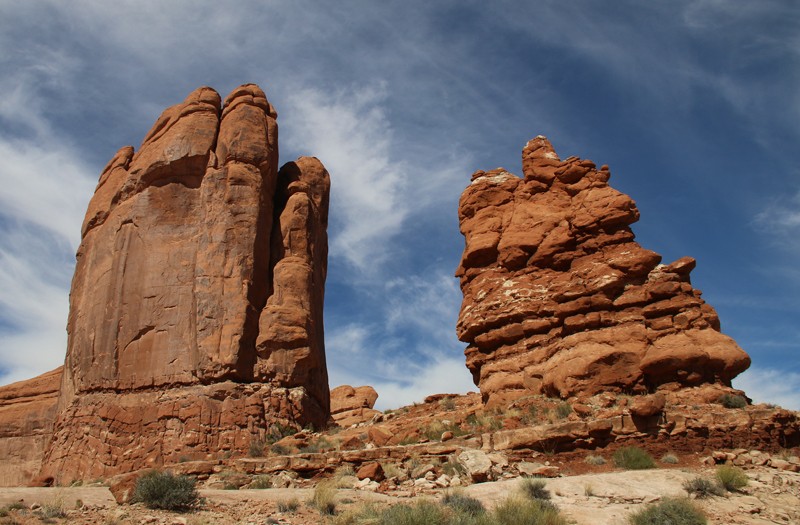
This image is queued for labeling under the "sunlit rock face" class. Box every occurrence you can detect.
[456,136,750,408]
[40,84,331,482]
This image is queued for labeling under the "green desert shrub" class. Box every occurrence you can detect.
[627,497,706,525]
[584,454,606,466]
[441,489,485,517]
[132,470,200,511]
[520,477,552,500]
[661,453,679,464]
[310,481,337,515]
[248,438,266,457]
[277,498,300,513]
[715,465,748,492]
[682,477,724,498]
[718,394,747,409]
[249,475,271,489]
[555,402,572,419]
[493,496,566,525]
[613,446,657,470]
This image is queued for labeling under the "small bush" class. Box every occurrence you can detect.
[270,444,290,456]
[133,470,200,511]
[440,397,457,411]
[493,496,566,525]
[442,457,464,477]
[248,439,266,458]
[310,481,337,515]
[555,402,572,419]
[613,447,657,470]
[520,477,552,500]
[584,483,595,496]
[249,475,271,489]
[718,394,747,409]
[442,489,485,516]
[277,498,299,513]
[683,477,724,498]
[661,453,679,464]
[584,454,606,466]
[715,465,748,492]
[627,497,706,525]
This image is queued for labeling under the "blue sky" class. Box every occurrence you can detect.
[1,1,798,410]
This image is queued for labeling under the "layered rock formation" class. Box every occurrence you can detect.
[330,385,381,426]
[38,84,331,483]
[456,137,750,407]
[0,368,61,486]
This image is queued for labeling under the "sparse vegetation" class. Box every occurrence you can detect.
[683,477,724,498]
[333,494,567,525]
[613,446,657,470]
[132,470,200,511]
[584,483,595,497]
[442,489,485,516]
[555,402,572,419]
[442,457,464,476]
[270,444,290,455]
[301,436,334,453]
[520,477,552,500]
[627,497,706,525]
[248,439,266,457]
[277,498,300,513]
[718,394,747,409]
[661,452,679,464]
[382,462,402,479]
[249,475,271,489]
[715,465,749,492]
[440,396,457,411]
[310,481,337,515]
[584,454,606,466]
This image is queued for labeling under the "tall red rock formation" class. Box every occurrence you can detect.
[37,84,331,483]
[0,368,61,486]
[456,137,750,407]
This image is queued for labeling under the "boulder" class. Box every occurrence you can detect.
[37,84,332,483]
[458,449,493,483]
[455,137,751,406]
[330,385,379,415]
[630,394,666,417]
[356,462,385,482]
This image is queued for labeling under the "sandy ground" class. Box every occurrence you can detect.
[2,465,798,524]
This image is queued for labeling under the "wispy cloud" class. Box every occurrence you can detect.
[733,367,800,411]
[282,85,410,270]
[753,191,800,253]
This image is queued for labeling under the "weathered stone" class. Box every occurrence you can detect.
[629,394,666,418]
[330,385,378,415]
[357,462,385,481]
[0,367,61,486]
[456,137,751,406]
[37,84,331,483]
[458,449,493,483]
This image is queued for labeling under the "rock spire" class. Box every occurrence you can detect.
[456,136,750,407]
[38,84,331,482]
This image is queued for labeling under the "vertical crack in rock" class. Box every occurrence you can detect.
[456,137,751,408]
[37,84,331,482]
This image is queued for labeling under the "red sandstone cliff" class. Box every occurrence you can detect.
[456,137,751,407]
[0,367,61,486]
[36,84,331,483]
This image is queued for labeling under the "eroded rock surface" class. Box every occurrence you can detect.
[456,137,750,407]
[330,385,381,426]
[39,84,331,483]
[0,368,61,486]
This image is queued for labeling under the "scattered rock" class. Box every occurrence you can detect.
[459,450,493,483]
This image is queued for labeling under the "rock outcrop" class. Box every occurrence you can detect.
[330,385,381,426]
[0,367,61,486]
[38,84,331,483]
[456,136,750,407]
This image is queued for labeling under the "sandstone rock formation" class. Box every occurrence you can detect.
[330,385,381,426]
[0,367,61,486]
[38,84,331,483]
[456,136,750,407]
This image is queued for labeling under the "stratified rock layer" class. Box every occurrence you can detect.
[40,85,330,483]
[330,385,381,426]
[456,137,750,407]
[0,368,61,486]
